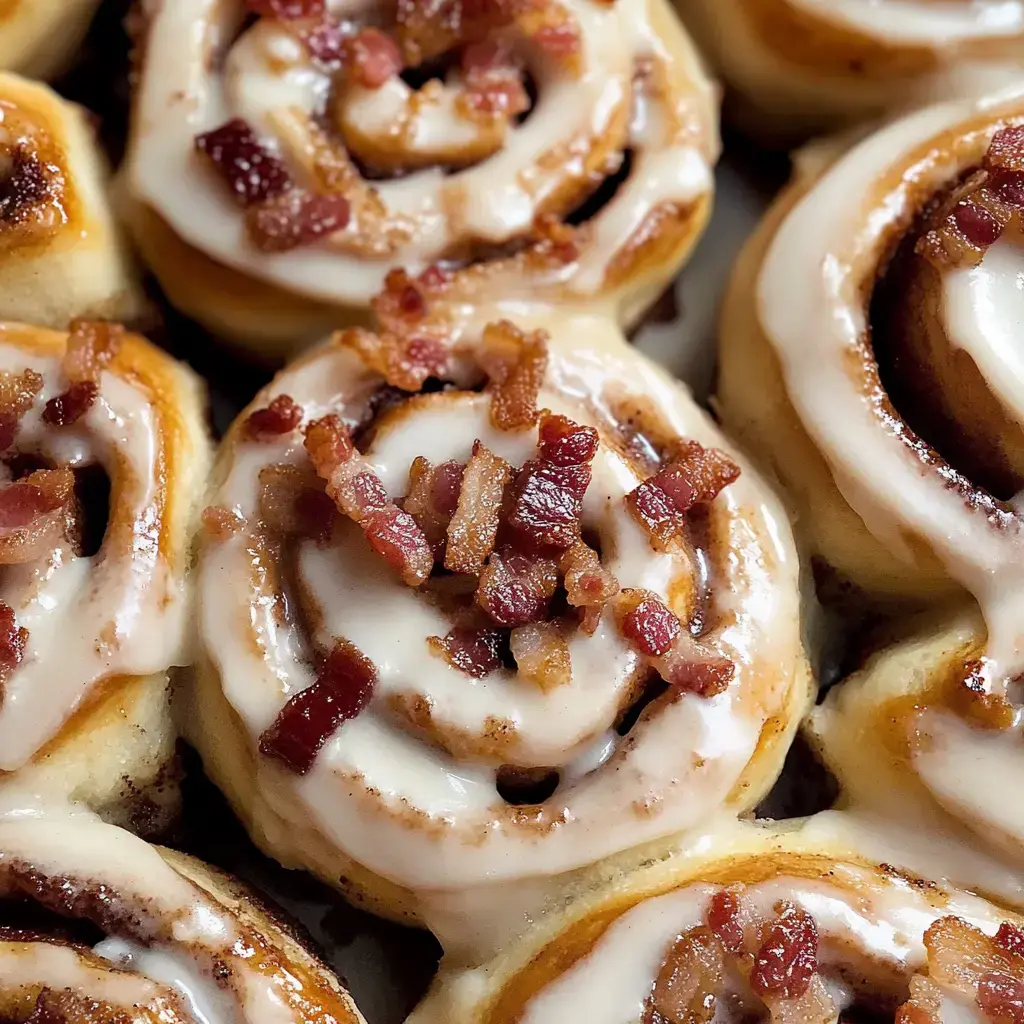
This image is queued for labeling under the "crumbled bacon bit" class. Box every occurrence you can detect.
[531,22,581,59]
[477,549,558,626]
[750,901,818,1000]
[997,925,1024,959]
[247,190,351,252]
[505,415,598,552]
[42,382,98,427]
[657,649,735,697]
[510,622,570,690]
[560,540,618,633]
[0,369,43,451]
[645,926,725,1024]
[202,505,245,539]
[444,441,511,574]
[480,321,549,431]
[258,464,338,542]
[195,118,292,206]
[245,0,324,17]
[615,589,680,656]
[343,28,403,88]
[428,627,502,677]
[341,328,448,392]
[924,917,1024,999]
[419,264,453,290]
[305,415,433,585]
[245,394,304,441]
[987,126,1024,172]
[627,441,740,550]
[0,468,74,564]
[979,973,1024,1024]
[62,320,124,383]
[404,457,464,554]
[954,203,1002,247]
[297,15,346,64]
[459,42,529,119]
[0,600,27,685]
[259,639,377,774]
[705,888,745,954]
[375,269,429,327]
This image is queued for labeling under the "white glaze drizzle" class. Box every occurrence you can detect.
[519,865,1008,1024]
[0,333,188,771]
[197,319,802,909]
[0,812,361,1024]
[757,87,1024,682]
[128,0,715,309]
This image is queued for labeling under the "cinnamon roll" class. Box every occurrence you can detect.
[0,0,102,80]
[0,808,365,1024]
[0,73,143,330]
[125,0,718,359]
[808,608,1024,869]
[676,0,1024,140]
[0,320,210,833]
[190,286,810,947]
[411,818,1024,1024]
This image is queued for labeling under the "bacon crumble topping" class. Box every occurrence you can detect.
[259,639,377,774]
[43,320,124,428]
[0,368,43,451]
[481,321,549,430]
[245,394,304,441]
[428,627,503,678]
[195,119,292,207]
[0,599,27,692]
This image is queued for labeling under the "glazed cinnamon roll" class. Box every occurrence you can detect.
[808,608,1024,869]
[0,0,102,80]
[0,320,209,833]
[676,0,1024,140]
[411,819,1024,1024]
[125,0,718,358]
[0,74,143,330]
[0,808,365,1024]
[190,284,810,947]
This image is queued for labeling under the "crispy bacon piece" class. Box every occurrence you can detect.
[978,973,1024,1024]
[44,320,125,427]
[0,600,27,689]
[305,415,433,585]
[341,328,448,392]
[195,118,292,206]
[925,917,1024,998]
[343,28,403,88]
[202,505,245,540]
[0,468,74,564]
[480,321,549,431]
[374,268,429,329]
[258,464,338,541]
[627,441,740,550]
[560,540,618,633]
[246,0,324,17]
[751,901,818,1001]
[259,639,377,774]
[477,549,559,626]
[997,925,1024,959]
[655,647,735,697]
[705,888,746,954]
[0,368,43,450]
[428,626,502,677]
[614,589,680,657]
[920,127,1024,267]
[509,622,570,690]
[296,15,346,64]
[896,976,944,1024]
[459,41,529,119]
[445,441,511,574]
[247,190,351,252]
[644,926,725,1024]
[506,414,598,552]
[245,394,304,441]
[404,457,464,554]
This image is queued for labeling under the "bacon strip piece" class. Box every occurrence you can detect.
[506,413,598,552]
[627,440,740,551]
[751,901,818,1001]
[43,320,125,427]
[560,540,619,634]
[259,639,376,773]
[445,441,512,574]
[509,622,570,690]
[341,328,448,392]
[477,548,558,626]
[305,415,433,585]
[0,600,27,693]
[247,190,351,253]
[428,627,502,678]
[0,468,74,564]
[0,368,43,451]
[404,457,463,555]
[246,394,304,441]
[480,321,549,431]
[195,118,292,206]
[343,28,403,87]
[613,589,734,698]
[644,926,725,1024]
